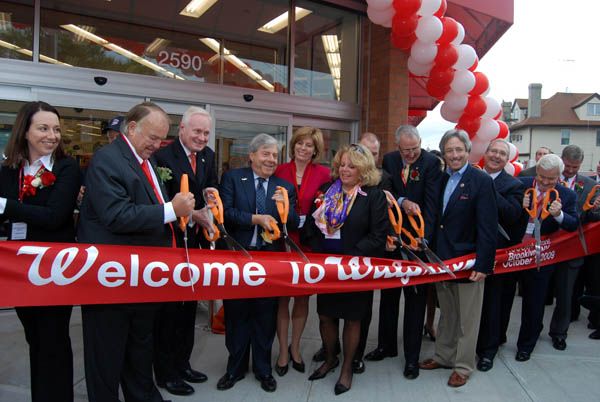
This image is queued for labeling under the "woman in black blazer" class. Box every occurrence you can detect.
[0,101,81,402]
[302,144,388,395]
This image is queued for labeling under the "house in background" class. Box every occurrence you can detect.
[507,83,600,171]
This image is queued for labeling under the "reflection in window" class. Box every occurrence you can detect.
[0,1,33,62]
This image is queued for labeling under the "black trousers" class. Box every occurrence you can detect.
[154,301,198,382]
[82,303,164,402]
[16,305,73,402]
[476,274,505,360]
[223,297,277,378]
[375,284,427,365]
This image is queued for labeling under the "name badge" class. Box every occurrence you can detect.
[526,221,535,235]
[11,222,27,240]
[325,230,341,240]
[298,215,306,228]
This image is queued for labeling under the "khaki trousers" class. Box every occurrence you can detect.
[434,280,485,377]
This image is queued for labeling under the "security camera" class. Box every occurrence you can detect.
[94,76,108,86]
[243,94,254,102]
[73,108,83,113]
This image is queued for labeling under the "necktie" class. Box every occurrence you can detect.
[189,152,196,174]
[256,177,266,247]
[141,160,175,247]
[402,163,410,185]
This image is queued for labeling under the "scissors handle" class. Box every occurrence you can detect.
[387,197,403,236]
[275,186,289,224]
[540,188,560,220]
[178,174,190,232]
[205,188,224,225]
[407,212,425,239]
[524,187,538,218]
[263,220,281,242]
[583,184,600,211]
[202,225,220,242]
[400,227,420,249]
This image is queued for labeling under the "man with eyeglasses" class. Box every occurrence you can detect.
[475,139,528,372]
[365,125,442,380]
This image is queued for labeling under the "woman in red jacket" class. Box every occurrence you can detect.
[273,127,330,375]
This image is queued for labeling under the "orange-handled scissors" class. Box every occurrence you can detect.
[583,184,600,211]
[272,186,308,262]
[178,174,194,292]
[524,187,560,269]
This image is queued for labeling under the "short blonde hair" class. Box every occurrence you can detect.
[331,144,381,187]
[288,126,325,161]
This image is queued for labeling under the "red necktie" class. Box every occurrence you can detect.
[141,160,176,247]
[189,153,196,174]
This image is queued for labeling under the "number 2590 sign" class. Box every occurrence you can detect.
[157,50,202,72]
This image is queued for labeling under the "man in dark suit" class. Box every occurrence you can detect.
[547,145,600,350]
[520,146,552,177]
[216,133,299,393]
[364,125,442,380]
[78,102,195,402]
[419,129,497,388]
[152,106,218,396]
[476,139,528,372]
[502,154,578,362]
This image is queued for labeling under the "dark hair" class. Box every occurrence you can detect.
[4,101,65,168]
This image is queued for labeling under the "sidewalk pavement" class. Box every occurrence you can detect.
[1,292,600,402]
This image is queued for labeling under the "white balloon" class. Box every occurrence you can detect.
[504,162,515,176]
[452,22,465,45]
[444,90,468,111]
[418,0,442,16]
[450,69,475,94]
[410,40,438,64]
[367,5,394,27]
[483,97,501,119]
[476,118,500,141]
[507,142,519,162]
[366,0,393,11]
[469,138,487,163]
[454,44,478,70]
[416,16,443,43]
[440,102,463,123]
[408,57,433,77]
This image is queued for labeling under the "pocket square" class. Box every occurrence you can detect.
[459,194,469,200]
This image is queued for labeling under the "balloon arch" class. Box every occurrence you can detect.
[366,0,522,175]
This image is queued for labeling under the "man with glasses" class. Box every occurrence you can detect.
[365,125,442,380]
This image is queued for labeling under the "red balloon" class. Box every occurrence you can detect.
[434,0,448,17]
[426,80,451,101]
[457,114,481,136]
[512,162,523,176]
[494,110,503,120]
[437,17,459,44]
[477,157,485,168]
[391,32,417,50]
[468,58,478,72]
[496,120,509,139]
[393,0,421,17]
[469,72,489,96]
[463,96,486,117]
[428,65,455,87]
[434,43,458,68]
[392,12,419,37]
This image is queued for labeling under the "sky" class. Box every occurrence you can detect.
[418,0,600,150]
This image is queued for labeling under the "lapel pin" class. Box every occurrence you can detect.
[202,158,205,163]
[241,177,248,181]
[460,183,465,188]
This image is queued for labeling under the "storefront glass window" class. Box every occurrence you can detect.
[0,1,34,62]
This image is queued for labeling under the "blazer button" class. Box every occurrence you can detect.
[440,224,444,229]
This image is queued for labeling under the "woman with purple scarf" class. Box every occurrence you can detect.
[301,144,388,395]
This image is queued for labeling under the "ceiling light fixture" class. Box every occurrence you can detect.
[0,39,72,66]
[258,7,312,34]
[180,0,218,18]
[321,34,341,100]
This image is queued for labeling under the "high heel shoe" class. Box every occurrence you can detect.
[289,345,305,373]
[334,381,351,395]
[308,358,339,380]
[274,362,288,377]
[423,325,436,341]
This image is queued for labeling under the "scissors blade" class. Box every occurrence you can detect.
[577,223,589,256]
[216,223,253,259]
[182,228,195,292]
[422,245,456,279]
[284,235,309,263]
[533,220,542,270]
[498,224,511,241]
[391,237,433,273]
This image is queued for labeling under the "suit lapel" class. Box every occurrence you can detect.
[174,140,197,186]
[241,168,256,212]
[117,137,158,204]
[443,165,471,218]
[266,177,277,217]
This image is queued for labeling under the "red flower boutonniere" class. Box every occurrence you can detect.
[20,168,56,199]
[314,191,325,208]
[409,168,420,182]
[574,181,584,193]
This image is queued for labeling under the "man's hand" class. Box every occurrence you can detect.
[401,199,421,216]
[592,195,600,211]
[252,214,277,231]
[548,199,562,217]
[383,190,395,207]
[172,192,195,217]
[469,271,486,282]
[522,192,531,209]
[192,207,214,232]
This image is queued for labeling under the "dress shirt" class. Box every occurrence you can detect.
[250,173,269,248]
[442,162,469,213]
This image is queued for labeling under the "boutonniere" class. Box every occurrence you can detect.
[314,191,325,209]
[21,167,56,198]
[574,181,584,192]
[409,168,420,182]
[156,167,172,183]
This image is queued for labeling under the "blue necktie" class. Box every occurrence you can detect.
[256,177,266,247]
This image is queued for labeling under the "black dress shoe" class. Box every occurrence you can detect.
[352,359,365,374]
[179,368,207,383]
[255,374,277,392]
[552,337,567,351]
[289,345,305,373]
[158,379,194,396]
[589,329,600,339]
[515,351,530,362]
[216,373,244,390]
[274,363,288,377]
[334,381,351,395]
[308,358,340,380]
[403,363,419,379]
[477,357,493,372]
[364,348,397,361]
[312,344,340,362]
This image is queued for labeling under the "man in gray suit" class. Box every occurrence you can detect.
[78,102,195,402]
[549,145,600,350]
